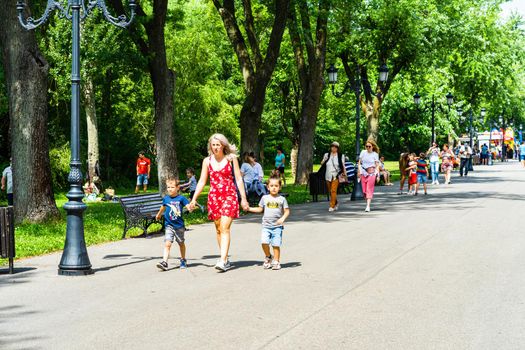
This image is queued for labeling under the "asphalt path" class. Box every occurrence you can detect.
[1,161,524,350]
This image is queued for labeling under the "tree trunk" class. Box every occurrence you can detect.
[239,83,266,153]
[290,0,330,185]
[148,0,178,194]
[290,144,298,180]
[0,2,59,222]
[108,0,179,194]
[362,96,382,142]
[83,76,99,181]
[295,86,323,184]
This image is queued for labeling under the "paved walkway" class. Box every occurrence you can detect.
[1,161,524,350]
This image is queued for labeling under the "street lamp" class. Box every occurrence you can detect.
[17,0,135,276]
[413,92,454,144]
[327,63,388,201]
[499,115,506,162]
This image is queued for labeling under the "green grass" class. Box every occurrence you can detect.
[1,160,401,265]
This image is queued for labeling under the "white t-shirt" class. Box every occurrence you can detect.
[2,166,12,194]
[253,162,264,182]
[323,153,345,181]
[359,150,379,176]
[240,163,256,184]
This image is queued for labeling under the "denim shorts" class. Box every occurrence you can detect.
[165,226,185,243]
[137,174,149,186]
[521,155,525,161]
[261,226,283,247]
[417,174,427,183]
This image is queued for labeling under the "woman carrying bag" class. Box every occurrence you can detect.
[319,141,347,212]
[358,139,380,212]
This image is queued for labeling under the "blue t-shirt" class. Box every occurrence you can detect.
[162,195,190,229]
[481,145,488,154]
[520,143,525,154]
[188,176,197,192]
[275,153,285,168]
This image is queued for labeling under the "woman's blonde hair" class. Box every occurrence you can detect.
[365,139,380,154]
[208,133,238,161]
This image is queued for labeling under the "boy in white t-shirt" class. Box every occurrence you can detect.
[248,175,290,270]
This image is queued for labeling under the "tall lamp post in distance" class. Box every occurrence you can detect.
[326,63,389,201]
[17,0,136,275]
[413,92,454,144]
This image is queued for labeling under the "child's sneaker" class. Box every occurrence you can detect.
[156,261,168,271]
[179,258,187,269]
[271,260,281,270]
[263,255,273,269]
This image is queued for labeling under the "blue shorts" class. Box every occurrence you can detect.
[417,174,427,184]
[261,226,283,247]
[521,155,525,161]
[137,174,149,186]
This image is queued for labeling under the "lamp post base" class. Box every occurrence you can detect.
[58,268,94,276]
[351,173,364,201]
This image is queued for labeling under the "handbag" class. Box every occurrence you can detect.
[337,173,347,183]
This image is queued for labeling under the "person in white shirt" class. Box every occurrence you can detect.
[320,141,347,212]
[358,140,380,212]
[459,142,472,176]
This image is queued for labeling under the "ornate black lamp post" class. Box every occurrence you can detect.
[327,63,388,201]
[413,92,454,144]
[17,0,136,276]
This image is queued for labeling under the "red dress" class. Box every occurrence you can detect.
[207,159,239,221]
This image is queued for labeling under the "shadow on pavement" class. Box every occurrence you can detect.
[0,305,46,349]
[229,260,301,271]
[94,255,160,273]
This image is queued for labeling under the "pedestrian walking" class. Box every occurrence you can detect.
[415,153,428,195]
[274,147,286,186]
[1,158,13,206]
[519,142,525,167]
[426,142,441,184]
[440,144,454,184]
[247,175,290,271]
[459,142,472,176]
[190,133,249,272]
[320,141,347,212]
[155,177,193,271]
[398,152,410,194]
[358,140,380,212]
[407,153,417,195]
[135,151,151,193]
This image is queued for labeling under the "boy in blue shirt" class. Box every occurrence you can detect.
[156,177,192,271]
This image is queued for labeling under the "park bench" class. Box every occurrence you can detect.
[308,162,355,202]
[118,193,164,239]
[0,206,15,274]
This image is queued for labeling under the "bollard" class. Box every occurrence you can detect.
[0,206,15,274]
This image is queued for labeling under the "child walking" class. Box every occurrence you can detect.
[415,152,428,195]
[156,177,192,271]
[248,176,290,270]
[407,153,417,195]
[180,167,204,212]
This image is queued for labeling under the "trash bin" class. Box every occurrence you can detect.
[308,172,328,202]
[0,206,15,274]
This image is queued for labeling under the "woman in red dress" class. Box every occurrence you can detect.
[190,133,249,271]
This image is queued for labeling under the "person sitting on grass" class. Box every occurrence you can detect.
[156,177,193,271]
[379,156,393,186]
[248,175,290,270]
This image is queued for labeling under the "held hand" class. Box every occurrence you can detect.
[189,201,196,211]
[241,199,249,211]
